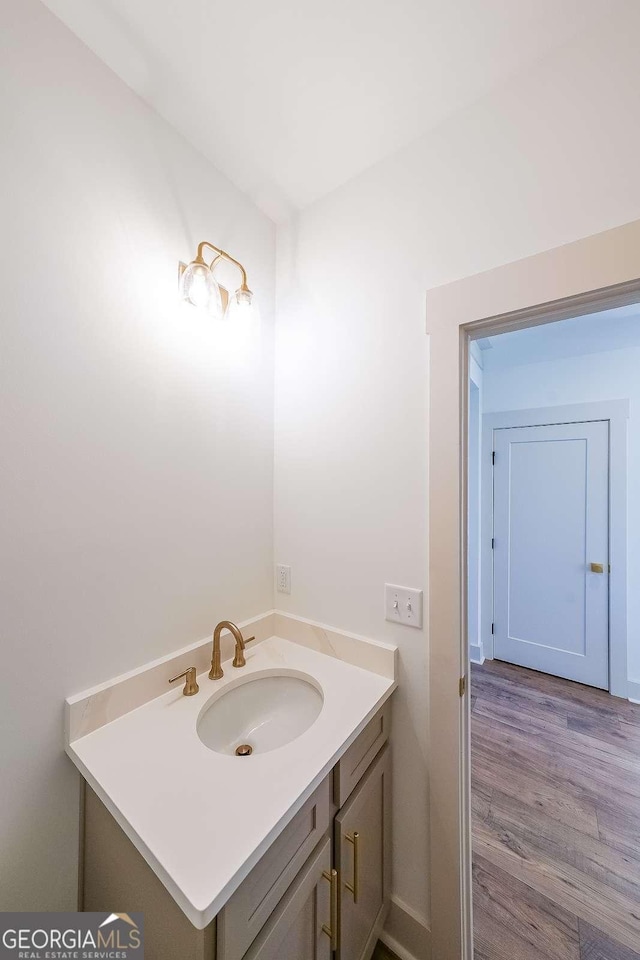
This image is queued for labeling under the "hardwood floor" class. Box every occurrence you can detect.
[472,659,640,960]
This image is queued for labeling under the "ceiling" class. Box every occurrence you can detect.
[43,0,624,220]
[482,304,640,366]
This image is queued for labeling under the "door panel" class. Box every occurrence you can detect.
[493,420,609,688]
[335,745,390,960]
[242,837,332,960]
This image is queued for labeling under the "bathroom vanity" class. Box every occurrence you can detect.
[66,613,396,960]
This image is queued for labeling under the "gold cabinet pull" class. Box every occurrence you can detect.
[321,868,338,950]
[345,831,360,903]
[590,562,605,574]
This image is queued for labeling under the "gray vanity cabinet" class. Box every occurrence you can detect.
[335,745,391,960]
[81,701,391,960]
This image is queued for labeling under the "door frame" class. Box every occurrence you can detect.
[480,400,628,696]
[425,218,640,960]
[467,361,483,666]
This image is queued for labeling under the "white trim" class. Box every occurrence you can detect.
[480,417,495,662]
[469,339,484,367]
[480,400,629,697]
[469,353,483,386]
[628,680,640,703]
[469,644,484,665]
[467,363,483,664]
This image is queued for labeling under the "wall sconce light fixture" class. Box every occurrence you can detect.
[179,241,257,323]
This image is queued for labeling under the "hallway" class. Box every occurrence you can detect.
[472,659,640,960]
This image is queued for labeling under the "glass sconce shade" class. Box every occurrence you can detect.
[224,286,257,325]
[178,242,256,327]
[180,260,222,318]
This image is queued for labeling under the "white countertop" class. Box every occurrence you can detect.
[67,634,396,928]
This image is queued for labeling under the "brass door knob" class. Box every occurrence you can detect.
[590,562,604,574]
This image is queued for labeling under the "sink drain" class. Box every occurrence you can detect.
[235,743,253,757]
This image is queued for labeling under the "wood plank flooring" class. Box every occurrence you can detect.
[472,659,640,960]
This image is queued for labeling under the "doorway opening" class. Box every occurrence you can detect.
[467,304,640,959]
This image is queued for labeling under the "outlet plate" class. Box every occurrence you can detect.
[384,583,423,628]
[276,563,291,594]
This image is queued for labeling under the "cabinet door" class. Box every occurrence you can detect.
[335,745,391,960]
[243,837,334,960]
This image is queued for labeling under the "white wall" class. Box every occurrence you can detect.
[0,1,275,910]
[274,4,640,930]
[483,339,640,688]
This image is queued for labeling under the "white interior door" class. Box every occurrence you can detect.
[493,419,609,689]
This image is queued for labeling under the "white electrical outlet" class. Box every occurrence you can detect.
[276,563,291,594]
[384,583,423,628]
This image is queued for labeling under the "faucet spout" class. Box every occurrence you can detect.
[209,621,254,680]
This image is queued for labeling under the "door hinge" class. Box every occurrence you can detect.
[491,622,495,635]
[491,537,495,550]
[492,451,496,465]
[459,676,467,697]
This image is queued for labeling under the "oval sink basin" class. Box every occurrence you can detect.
[197,672,323,756]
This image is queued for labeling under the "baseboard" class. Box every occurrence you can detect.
[628,679,640,703]
[469,644,484,665]
[380,896,431,960]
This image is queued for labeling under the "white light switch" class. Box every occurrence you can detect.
[385,584,423,628]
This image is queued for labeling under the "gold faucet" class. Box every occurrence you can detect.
[168,666,199,696]
[209,621,255,680]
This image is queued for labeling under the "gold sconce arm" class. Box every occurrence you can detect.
[196,241,250,292]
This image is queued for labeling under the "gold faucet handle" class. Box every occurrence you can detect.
[169,666,199,696]
[233,635,255,668]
